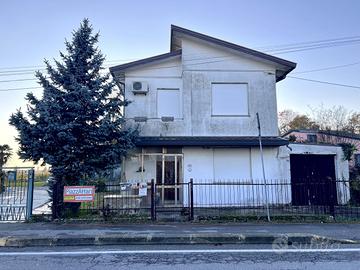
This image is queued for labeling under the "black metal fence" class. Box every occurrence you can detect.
[191,179,355,221]
[53,182,153,221]
[52,179,360,221]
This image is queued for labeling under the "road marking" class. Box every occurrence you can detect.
[0,248,360,256]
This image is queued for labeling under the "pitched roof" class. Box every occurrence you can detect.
[110,25,296,81]
[283,129,360,140]
[135,136,288,147]
[170,25,296,82]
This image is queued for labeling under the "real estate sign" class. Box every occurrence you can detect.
[63,186,95,203]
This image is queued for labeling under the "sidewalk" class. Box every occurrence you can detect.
[0,223,359,247]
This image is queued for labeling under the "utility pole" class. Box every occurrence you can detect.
[256,112,271,222]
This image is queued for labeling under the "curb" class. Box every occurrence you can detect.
[0,233,357,247]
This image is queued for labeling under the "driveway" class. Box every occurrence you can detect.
[33,187,51,214]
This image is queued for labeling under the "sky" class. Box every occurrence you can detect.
[0,0,359,166]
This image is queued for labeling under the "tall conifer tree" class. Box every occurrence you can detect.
[10,19,137,217]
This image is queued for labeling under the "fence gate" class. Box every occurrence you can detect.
[153,180,193,221]
[0,167,34,222]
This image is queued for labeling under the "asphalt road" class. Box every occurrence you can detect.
[1,244,360,270]
[33,186,50,209]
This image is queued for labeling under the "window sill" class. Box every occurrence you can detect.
[211,115,251,117]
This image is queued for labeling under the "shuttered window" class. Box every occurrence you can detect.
[212,83,249,116]
[157,88,181,118]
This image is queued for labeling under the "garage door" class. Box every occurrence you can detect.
[290,154,337,206]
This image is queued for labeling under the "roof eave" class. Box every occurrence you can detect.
[276,65,297,82]
[135,136,289,147]
[109,50,182,74]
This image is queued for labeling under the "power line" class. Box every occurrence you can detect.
[0,65,45,71]
[255,35,360,50]
[1,36,360,90]
[1,38,359,77]
[0,68,45,74]
[0,63,130,77]
[2,75,359,92]
[293,61,360,74]
[268,38,360,53]
[0,78,37,83]
[1,55,359,84]
[2,35,360,73]
[0,65,111,75]
[0,86,42,92]
[0,72,40,77]
[287,76,360,89]
[272,40,360,55]
[0,68,110,78]
[0,59,139,72]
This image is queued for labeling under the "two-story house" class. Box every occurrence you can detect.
[110,25,349,207]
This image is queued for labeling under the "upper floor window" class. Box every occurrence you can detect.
[211,83,249,116]
[307,134,317,143]
[157,88,181,118]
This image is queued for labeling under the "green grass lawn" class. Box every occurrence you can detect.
[34,181,47,187]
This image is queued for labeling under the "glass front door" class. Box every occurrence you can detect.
[134,147,183,206]
[155,155,183,206]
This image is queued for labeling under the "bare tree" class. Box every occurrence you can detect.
[345,113,360,134]
[279,105,360,135]
[278,109,318,134]
[278,109,297,134]
[309,104,351,131]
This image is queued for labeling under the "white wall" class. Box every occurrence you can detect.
[182,146,286,206]
[181,145,350,206]
[124,57,190,136]
[121,36,279,137]
[181,37,279,136]
[183,147,286,182]
[123,145,350,206]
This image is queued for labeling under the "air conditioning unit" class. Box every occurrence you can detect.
[131,81,148,95]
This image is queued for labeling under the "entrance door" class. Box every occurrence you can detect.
[290,154,337,206]
[156,155,182,205]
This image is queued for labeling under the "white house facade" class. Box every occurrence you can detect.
[110,26,349,207]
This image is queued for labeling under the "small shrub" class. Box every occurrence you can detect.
[338,143,357,161]
[288,135,297,142]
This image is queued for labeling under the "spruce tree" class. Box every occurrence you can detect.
[9,19,138,218]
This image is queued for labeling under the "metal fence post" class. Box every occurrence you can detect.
[329,180,336,218]
[256,113,271,222]
[151,179,156,221]
[189,178,194,221]
[52,180,62,220]
[25,169,34,221]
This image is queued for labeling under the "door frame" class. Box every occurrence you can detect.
[138,149,183,206]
